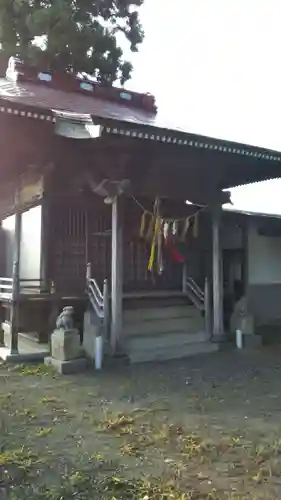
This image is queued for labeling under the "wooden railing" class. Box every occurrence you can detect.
[0,277,49,300]
[86,263,110,341]
[185,276,205,308]
[0,277,13,299]
[182,265,212,337]
[182,265,205,311]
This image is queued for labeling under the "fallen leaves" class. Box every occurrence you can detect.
[14,364,55,376]
[35,427,53,437]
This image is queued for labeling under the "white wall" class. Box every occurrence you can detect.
[2,206,42,280]
[222,223,243,250]
[248,222,281,285]
[20,205,42,280]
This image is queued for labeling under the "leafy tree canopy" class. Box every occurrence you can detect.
[0,0,144,84]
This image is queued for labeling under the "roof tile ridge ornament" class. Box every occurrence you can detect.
[5,56,157,114]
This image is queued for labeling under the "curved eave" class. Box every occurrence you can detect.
[0,98,55,122]
[101,120,281,163]
[0,96,281,164]
[0,98,104,139]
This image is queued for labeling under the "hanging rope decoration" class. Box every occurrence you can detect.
[132,195,207,275]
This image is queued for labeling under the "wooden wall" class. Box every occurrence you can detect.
[47,194,111,293]
[46,192,205,295]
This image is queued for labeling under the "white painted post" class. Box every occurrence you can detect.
[95,335,103,370]
[236,329,243,349]
[111,197,123,354]
[86,262,92,281]
[212,205,224,339]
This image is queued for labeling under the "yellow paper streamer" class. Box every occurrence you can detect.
[148,217,160,271]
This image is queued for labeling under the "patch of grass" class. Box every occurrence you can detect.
[101,411,135,432]
[36,427,53,437]
[3,352,281,499]
[0,392,12,399]
[14,408,37,421]
[120,442,140,457]
[0,447,41,490]
[40,395,61,404]
[15,364,55,376]
[0,448,39,467]
[102,475,189,499]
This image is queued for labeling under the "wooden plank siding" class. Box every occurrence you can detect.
[46,193,185,295]
[47,195,111,294]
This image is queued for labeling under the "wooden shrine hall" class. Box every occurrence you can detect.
[0,56,281,362]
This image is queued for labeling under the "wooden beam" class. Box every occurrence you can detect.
[111,196,123,354]
[212,205,224,338]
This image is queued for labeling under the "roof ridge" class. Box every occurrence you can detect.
[5,57,157,115]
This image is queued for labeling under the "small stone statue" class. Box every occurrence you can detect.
[56,306,75,330]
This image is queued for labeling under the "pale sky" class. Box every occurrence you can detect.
[223,178,281,215]
[126,0,281,152]
[125,0,281,213]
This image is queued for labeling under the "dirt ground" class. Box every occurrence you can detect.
[2,348,281,499]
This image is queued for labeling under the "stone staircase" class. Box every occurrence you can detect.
[122,296,218,363]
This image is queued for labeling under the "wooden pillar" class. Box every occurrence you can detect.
[241,218,249,297]
[111,196,123,353]
[40,197,50,292]
[182,262,187,293]
[212,205,224,338]
[204,277,212,338]
[10,211,21,354]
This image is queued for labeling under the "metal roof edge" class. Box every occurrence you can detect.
[101,118,281,162]
[0,94,281,163]
[0,96,55,122]
[223,206,281,220]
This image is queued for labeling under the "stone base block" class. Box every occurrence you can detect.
[0,348,49,363]
[228,333,262,350]
[243,334,262,348]
[44,356,89,375]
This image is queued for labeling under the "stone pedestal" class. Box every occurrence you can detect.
[51,328,81,361]
[44,355,88,375]
[45,328,88,374]
[230,296,255,335]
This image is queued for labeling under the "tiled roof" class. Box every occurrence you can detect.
[0,70,281,165]
[0,78,156,126]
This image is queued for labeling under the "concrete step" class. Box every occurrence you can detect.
[127,340,218,363]
[125,330,209,351]
[124,295,190,310]
[124,305,203,323]
[123,315,205,336]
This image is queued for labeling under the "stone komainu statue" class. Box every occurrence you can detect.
[56,306,75,330]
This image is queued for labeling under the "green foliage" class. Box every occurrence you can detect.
[0,0,144,84]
